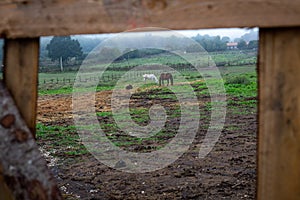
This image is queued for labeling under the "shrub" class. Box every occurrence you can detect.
[225,76,250,85]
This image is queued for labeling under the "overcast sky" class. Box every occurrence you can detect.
[178,28,258,40]
[78,27,258,41]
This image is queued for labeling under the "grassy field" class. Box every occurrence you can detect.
[38,65,256,94]
[0,62,258,157]
[0,47,258,198]
[37,64,257,154]
[36,50,258,199]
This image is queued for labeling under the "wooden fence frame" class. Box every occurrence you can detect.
[0,0,300,199]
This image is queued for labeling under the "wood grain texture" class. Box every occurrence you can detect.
[258,27,300,200]
[0,0,300,38]
[3,38,39,137]
[0,82,62,199]
[0,173,14,200]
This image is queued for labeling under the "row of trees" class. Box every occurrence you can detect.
[42,30,258,71]
[192,35,229,52]
[189,34,258,52]
[237,40,258,50]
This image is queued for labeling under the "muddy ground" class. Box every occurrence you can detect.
[37,89,257,200]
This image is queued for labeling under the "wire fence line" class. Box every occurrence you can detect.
[38,60,257,85]
[39,71,162,85]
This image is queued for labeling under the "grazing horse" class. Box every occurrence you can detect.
[143,74,158,83]
[159,73,173,86]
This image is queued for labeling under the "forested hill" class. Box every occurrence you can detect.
[40,29,258,57]
[0,29,258,70]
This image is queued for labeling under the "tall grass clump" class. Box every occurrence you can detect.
[225,76,251,85]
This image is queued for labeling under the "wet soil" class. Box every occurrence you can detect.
[37,90,257,200]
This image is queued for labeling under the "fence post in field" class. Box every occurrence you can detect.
[258,27,300,200]
[3,38,39,137]
[1,38,62,199]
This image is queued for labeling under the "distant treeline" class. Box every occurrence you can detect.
[0,30,258,72]
[116,49,167,60]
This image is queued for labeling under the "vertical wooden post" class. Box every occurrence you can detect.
[258,27,300,200]
[3,38,39,137]
[0,173,14,200]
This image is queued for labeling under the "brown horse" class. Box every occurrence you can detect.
[159,73,173,86]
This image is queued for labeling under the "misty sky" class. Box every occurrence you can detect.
[178,28,258,40]
[80,28,258,41]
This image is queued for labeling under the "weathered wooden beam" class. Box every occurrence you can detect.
[0,82,62,199]
[3,38,39,137]
[0,0,300,38]
[258,27,300,200]
[0,174,14,200]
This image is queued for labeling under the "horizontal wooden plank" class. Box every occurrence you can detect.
[0,0,300,38]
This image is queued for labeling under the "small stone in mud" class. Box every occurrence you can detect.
[0,114,15,129]
[114,160,126,168]
[13,129,29,142]
[126,85,133,90]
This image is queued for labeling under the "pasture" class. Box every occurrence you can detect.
[35,49,257,199]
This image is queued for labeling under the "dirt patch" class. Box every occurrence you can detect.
[37,91,257,199]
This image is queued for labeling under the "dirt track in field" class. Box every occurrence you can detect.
[37,90,257,200]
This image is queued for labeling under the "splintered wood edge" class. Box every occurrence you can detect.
[0,82,62,199]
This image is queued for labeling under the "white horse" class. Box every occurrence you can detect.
[142,74,158,83]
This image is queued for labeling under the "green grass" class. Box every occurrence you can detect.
[36,53,258,152]
[225,76,251,85]
[96,111,112,117]
[225,77,257,98]
[224,124,242,131]
[38,86,74,95]
[37,50,257,95]
[129,108,150,124]
[36,123,89,156]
